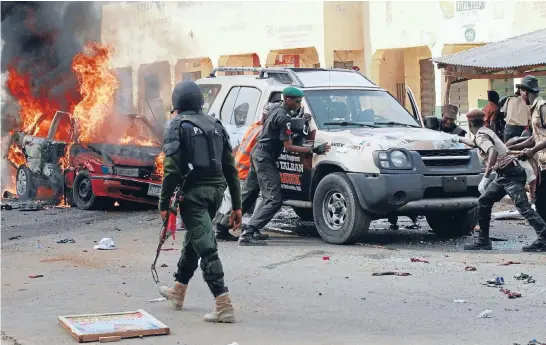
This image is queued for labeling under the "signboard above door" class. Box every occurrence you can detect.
[456,1,485,12]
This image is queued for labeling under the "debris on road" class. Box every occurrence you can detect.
[478,309,492,318]
[465,266,477,271]
[410,257,429,263]
[515,273,536,284]
[93,238,116,250]
[160,263,168,268]
[8,235,21,240]
[148,297,167,303]
[372,272,411,276]
[501,288,522,299]
[322,256,330,261]
[485,277,505,286]
[160,248,177,251]
[57,238,76,244]
[1,204,14,210]
[18,203,44,211]
[492,210,523,220]
[29,274,43,278]
[453,299,466,303]
[501,261,521,266]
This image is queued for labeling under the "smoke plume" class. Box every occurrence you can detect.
[1,1,101,133]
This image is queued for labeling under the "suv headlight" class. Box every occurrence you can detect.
[375,149,413,170]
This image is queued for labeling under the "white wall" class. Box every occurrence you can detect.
[102,1,325,68]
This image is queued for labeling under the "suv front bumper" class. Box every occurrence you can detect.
[346,172,483,216]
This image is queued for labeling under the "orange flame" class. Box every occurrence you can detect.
[154,152,165,179]
[119,135,157,147]
[7,144,26,168]
[71,43,119,143]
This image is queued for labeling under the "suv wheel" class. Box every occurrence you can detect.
[16,165,37,200]
[313,172,370,245]
[426,206,478,238]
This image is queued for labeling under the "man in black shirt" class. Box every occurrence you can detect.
[238,86,330,245]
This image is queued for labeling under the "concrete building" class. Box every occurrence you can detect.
[101,1,546,121]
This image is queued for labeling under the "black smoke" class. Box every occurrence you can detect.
[1,1,101,130]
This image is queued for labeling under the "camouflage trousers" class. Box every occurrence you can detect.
[175,184,228,297]
[478,165,546,239]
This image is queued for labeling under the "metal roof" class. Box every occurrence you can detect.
[432,29,546,69]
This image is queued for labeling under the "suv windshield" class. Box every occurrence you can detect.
[305,89,420,129]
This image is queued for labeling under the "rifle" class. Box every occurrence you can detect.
[151,163,193,284]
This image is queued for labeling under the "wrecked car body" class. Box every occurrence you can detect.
[10,110,163,209]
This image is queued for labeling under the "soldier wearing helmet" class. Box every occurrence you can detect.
[158,80,242,322]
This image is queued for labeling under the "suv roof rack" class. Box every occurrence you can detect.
[208,66,375,88]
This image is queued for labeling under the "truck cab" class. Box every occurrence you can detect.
[197,67,482,245]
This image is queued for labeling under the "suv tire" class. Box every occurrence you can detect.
[313,172,370,245]
[426,206,478,238]
[292,207,314,222]
[16,165,37,200]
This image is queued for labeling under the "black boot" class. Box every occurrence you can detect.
[464,236,492,250]
[215,224,239,242]
[238,225,267,246]
[522,238,546,252]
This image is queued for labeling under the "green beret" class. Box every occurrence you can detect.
[283,86,304,98]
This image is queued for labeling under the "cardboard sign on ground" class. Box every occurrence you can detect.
[58,309,170,343]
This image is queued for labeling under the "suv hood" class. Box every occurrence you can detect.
[323,127,465,151]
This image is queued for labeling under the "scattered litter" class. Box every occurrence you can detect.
[93,238,116,250]
[514,273,536,284]
[227,342,240,345]
[501,288,522,299]
[405,224,420,230]
[1,204,13,210]
[372,272,411,276]
[8,235,21,240]
[322,256,330,261]
[3,190,15,198]
[359,244,398,250]
[465,266,477,271]
[35,243,43,249]
[160,263,168,268]
[492,210,523,220]
[478,309,492,318]
[160,248,177,251]
[148,297,167,303]
[453,299,466,303]
[82,250,88,252]
[29,274,44,278]
[57,238,76,244]
[485,277,505,286]
[410,258,429,263]
[501,261,521,266]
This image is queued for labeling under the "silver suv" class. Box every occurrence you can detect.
[197,67,483,245]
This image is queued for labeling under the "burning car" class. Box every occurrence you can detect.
[9,110,164,209]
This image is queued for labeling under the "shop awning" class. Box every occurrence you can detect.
[432,29,546,81]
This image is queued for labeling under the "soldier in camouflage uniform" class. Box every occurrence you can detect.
[158,81,242,322]
[453,109,546,251]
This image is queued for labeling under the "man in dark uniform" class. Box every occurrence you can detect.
[439,104,467,137]
[452,109,546,251]
[238,86,331,246]
[158,81,242,323]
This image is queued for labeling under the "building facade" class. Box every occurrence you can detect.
[101,1,546,122]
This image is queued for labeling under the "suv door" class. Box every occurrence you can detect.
[42,111,72,190]
[405,85,424,127]
[220,86,262,149]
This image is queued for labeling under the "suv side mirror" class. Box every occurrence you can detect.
[424,116,440,130]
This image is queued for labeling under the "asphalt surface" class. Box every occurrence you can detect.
[1,198,545,345]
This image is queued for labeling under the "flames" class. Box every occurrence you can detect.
[154,152,165,179]
[7,143,26,168]
[71,43,119,143]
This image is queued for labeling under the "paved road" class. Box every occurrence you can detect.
[1,202,545,345]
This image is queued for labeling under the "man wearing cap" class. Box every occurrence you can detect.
[452,109,546,251]
[439,104,466,137]
[502,86,531,142]
[238,86,331,246]
[507,76,546,249]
